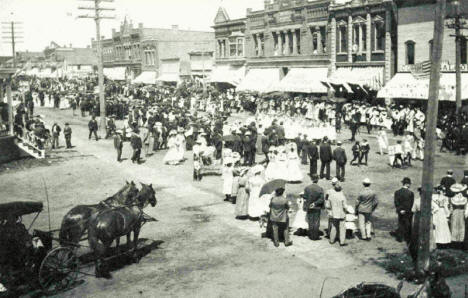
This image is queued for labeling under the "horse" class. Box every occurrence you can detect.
[59,181,139,247]
[88,183,157,278]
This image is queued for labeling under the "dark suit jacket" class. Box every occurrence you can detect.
[303,184,324,212]
[332,147,347,165]
[394,187,414,213]
[319,143,332,162]
[261,135,269,154]
[307,143,319,161]
[130,134,142,150]
[440,176,456,192]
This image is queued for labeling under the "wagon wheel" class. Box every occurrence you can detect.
[38,247,79,295]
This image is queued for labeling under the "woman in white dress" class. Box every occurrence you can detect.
[222,158,234,202]
[264,146,277,181]
[275,146,289,181]
[291,195,308,234]
[432,188,451,247]
[377,130,389,155]
[247,165,266,220]
[163,130,181,165]
[175,129,186,162]
[286,143,303,183]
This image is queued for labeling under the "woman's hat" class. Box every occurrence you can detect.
[251,164,264,175]
[451,194,467,206]
[450,183,467,193]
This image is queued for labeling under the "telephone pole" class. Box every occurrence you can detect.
[446,0,467,115]
[1,21,23,69]
[78,0,115,133]
[416,0,446,276]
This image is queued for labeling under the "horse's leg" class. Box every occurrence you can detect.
[132,226,141,263]
[115,237,120,254]
[126,233,131,250]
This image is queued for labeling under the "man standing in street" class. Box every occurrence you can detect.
[393,177,414,243]
[88,116,99,141]
[51,122,61,149]
[332,141,347,182]
[269,187,292,247]
[326,180,348,246]
[114,130,124,162]
[356,178,378,241]
[319,137,332,180]
[307,139,319,177]
[303,174,324,240]
[63,123,72,149]
[440,169,456,193]
[130,131,142,164]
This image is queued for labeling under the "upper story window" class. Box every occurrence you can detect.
[237,38,244,56]
[338,25,347,53]
[230,38,237,57]
[373,17,385,52]
[406,40,415,65]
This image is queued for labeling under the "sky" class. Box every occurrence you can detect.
[0,0,264,56]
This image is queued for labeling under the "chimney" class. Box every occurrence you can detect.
[112,29,116,34]
[69,43,72,48]
[172,25,179,30]
[101,36,105,40]
[247,8,252,14]
[138,23,143,29]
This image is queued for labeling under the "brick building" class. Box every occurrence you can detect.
[378,0,468,101]
[212,0,397,95]
[94,18,215,83]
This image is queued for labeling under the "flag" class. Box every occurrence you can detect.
[410,60,432,80]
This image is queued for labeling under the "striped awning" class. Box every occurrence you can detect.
[377,72,468,101]
[236,68,281,93]
[270,68,328,94]
[210,65,245,86]
[328,67,384,91]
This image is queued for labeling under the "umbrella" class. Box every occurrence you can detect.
[260,179,286,197]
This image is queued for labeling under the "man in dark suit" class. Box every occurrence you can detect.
[130,131,142,164]
[440,170,456,194]
[393,177,414,243]
[114,130,124,162]
[88,116,99,141]
[332,141,347,182]
[307,139,319,177]
[319,137,332,180]
[303,174,324,240]
[261,132,270,164]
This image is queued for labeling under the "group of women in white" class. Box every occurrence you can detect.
[163,129,186,165]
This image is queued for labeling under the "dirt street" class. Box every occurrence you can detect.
[1,107,466,297]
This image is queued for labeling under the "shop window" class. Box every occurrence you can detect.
[406,40,415,65]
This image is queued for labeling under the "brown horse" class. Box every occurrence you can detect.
[59,181,139,246]
[88,183,157,278]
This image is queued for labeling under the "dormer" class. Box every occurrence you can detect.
[214,7,230,24]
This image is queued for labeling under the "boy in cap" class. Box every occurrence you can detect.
[64,123,72,149]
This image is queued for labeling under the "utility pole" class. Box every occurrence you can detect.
[78,0,115,133]
[1,21,23,69]
[446,0,467,115]
[416,0,446,276]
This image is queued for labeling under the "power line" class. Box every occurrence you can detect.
[1,21,23,68]
[77,0,115,133]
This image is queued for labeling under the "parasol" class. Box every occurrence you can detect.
[260,179,286,197]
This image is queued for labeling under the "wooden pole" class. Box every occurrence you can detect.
[416,0,446,276]
[455,6,462,114]
[94,1,106,134]
[6,77,13,136]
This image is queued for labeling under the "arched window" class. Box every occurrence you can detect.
[406,40,415,65]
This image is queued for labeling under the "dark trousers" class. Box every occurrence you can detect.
[351,153,360,165]
[320,161,330,179]
[89,129,98,140]
[301,150,308,165]
[307,209,321,240]
[309,159,317,176]
[116,146,122,161]
[336,163,345,181]
[359,152,368,165]
[132,148,141,163]
[243,150,251,165]
[393,154,404,167]
[272,221,290,245]
[65,136,72,148]
[397,213,413,243]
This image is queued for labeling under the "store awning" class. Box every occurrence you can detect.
[271,68,328,93]
[103,67,126,81]
[156,73,180,83]
[236,68,280,93]
[377,72,468,101]
[132,71,157,85]
[328,67,384,91]
[210,65,245,86]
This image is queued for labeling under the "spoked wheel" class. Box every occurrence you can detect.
[38,247,79,295]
